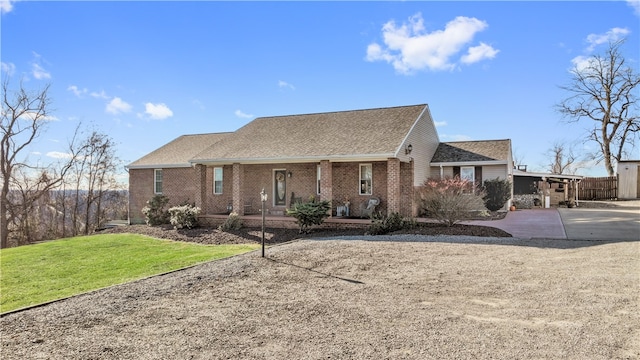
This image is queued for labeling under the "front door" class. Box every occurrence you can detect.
[274,170,286,206]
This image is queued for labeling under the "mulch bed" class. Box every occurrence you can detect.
[100,219,512,245]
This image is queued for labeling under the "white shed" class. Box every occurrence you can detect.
[617,160,640,199]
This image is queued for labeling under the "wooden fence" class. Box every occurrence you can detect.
[578,176,617,200]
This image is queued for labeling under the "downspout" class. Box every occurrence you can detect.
[440,164,444,179]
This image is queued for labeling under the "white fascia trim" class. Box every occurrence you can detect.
[190,154,397,165]
[512,169,584,179]
[126,163,192,170]
[430,160,508,167]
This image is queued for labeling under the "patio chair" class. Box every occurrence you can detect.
[360,197,380,218]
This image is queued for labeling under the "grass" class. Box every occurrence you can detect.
[0,234,259,313]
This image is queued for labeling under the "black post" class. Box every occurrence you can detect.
[260,188,266,258]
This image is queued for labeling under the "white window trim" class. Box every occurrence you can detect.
[317,165,322,195]
[359,163,372,195]
[213,167,223,194]
[154,169,163,194]
[460,166,475,187]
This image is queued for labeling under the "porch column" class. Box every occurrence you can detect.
[232,163,244,215]
[194,164,208,214]
[320,160,333,214]
[387,158,401,214]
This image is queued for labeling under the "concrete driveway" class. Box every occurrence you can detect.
[558,206,640,241]
[466,201,640,241]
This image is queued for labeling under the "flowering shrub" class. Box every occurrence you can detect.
[218,212,243,231]
[415,177,486,227]
[168,204,201,229]
[141,195,170,226]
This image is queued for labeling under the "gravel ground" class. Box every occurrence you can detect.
[1,235,638,359]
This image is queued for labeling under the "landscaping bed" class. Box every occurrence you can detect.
[100,221,512,245]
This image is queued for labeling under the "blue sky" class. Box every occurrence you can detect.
[2,0,639,180]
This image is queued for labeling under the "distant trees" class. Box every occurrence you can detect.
[1,79,126,248]
[556,39,639,176]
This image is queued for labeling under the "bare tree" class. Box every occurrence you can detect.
[544,141,581,175]
[556,39,640,176]
[1,79,59,247]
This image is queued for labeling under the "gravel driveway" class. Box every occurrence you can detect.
[1,237,638,359]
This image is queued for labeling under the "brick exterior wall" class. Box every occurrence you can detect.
[387,158,401,214]
[128,167,198,224]
[130,160,417,224]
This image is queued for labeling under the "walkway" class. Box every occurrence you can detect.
[465,209,567,240]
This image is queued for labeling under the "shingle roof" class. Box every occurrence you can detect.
[191,104,428,163]
[127,133,231,168]
[431,140,511,163]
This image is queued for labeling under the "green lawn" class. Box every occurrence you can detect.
[0,234,259,313]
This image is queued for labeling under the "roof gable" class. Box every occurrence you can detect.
[191,104,428,163]
[431,140,511,164]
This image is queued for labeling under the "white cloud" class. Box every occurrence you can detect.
[67,85,88,97]
[434,120,447,127]
[90,90,109,99]
[144,102,173,120]
[1,61,15,75]
[18,111,58,122]
[366,13,497,74]
[1,0,16,14]
[627,0,640,16]
[235,110,254,119]
[106,97,132,115]
[570,27,631,71]
[461,42,499,64]
[585,27,630,52]
[46,151,74,159]
[278,80,296,90]
[32,63,51,80]
[570,55,592,72]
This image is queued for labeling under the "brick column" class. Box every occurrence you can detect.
[320,160,333,215]
[387,158,401,215]
[232,163,244,215]
[194,164,208,214]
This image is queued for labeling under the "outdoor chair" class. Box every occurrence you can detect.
[360,197,380,218]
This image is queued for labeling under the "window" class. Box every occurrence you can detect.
[359,164,372,195]
[213,167,223,194]
[460,167,475,187]
[460,166,475,193]
[154,169,163,194]
[317,165,321,195]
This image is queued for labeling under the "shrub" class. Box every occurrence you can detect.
[141,195,170,226]
[218,212,243,231]
[368,212,415,235]
[415,177,486,227]
[168,204,201,229]
[286,200,331,233]
[483,178,512,211]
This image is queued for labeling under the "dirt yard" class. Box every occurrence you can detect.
[1,237,638,359]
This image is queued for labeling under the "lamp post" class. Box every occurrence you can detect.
[260,188,267,258]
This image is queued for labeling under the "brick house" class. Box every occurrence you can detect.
[127,104,513,224]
